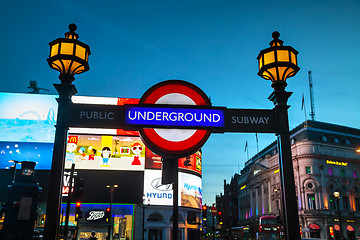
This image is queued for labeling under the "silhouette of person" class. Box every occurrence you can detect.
[88,231,98,240]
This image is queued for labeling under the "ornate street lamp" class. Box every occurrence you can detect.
[47,23,90,83]
[334,191,343,239]
[258,31,301,240]
[43,24,90,240]
[257,31,299,88]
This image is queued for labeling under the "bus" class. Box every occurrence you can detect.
[258,215,281,240]
[230,226,252,240]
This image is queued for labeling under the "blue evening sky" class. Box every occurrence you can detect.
[1,0,359,204]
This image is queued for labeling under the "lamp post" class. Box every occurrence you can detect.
[334,191,343,239]
[142,196,151,240]
[43,23,90,240]
[257,31,301,240]
[106,184,118,240]
[8,160,21,182]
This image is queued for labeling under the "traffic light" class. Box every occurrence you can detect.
[0,203,5,219]
[105,207,111,222]
[75,202,83,220]
[73,177,84,199]
[202,204,207,221]
[217,211,223,225]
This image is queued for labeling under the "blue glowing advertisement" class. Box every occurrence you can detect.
[0,141,54,169]
[125,106,224,128]
[0,92,58,143]
[60,203,134,216]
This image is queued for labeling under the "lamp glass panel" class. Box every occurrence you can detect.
[278,66,288,81]
[75,45,86,60]
[51,60,61,72]
[61,42,74,55]
[62,59,73,74]
[291,52,297,65]
[258,56,263,69]
[70,61,81,74]
[75,65,85,74]
[267,67,277,81]
[50,43,59,57]
[262,70,272,80]
[287,69,295,78]
[264,51,275,65]
[277,50,289,62]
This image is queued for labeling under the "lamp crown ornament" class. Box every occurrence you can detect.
[65,23,79,40]
[270,31,283,47]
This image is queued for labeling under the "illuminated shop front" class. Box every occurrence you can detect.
[59,203,134,240]
[0,92,202,240]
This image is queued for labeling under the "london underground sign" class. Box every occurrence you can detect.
[68,80,279,157]
[138,80,214,157]
[125,106,224,128]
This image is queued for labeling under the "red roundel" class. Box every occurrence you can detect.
[139,80,211,157]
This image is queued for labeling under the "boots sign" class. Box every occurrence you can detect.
[69,80,278,157]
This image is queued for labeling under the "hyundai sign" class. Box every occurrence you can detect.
[125,106,224,128]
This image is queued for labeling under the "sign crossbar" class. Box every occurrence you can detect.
[70,103,279,133]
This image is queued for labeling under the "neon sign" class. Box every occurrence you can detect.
[326,160,348,166]
[125,106,224,128]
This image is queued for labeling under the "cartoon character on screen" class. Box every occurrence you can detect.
[101,147,111,166]
[79,147,86,160]
[89,148,96,161]
[65,136,78,163]
[131,141,143,165]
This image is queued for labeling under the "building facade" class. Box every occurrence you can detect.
[217,120,360,240]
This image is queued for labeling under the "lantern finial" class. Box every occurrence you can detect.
[65,23,79,40]
[272,31,280,40]
[69,23,77,32]
[270,31,283,47]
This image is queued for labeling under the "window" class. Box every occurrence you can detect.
[329,168,333,175]
[307,194,316,210]
[341,169,345,177]
[329,195,337,210]
[147,213,163,221]
[355,198,360,211]
[187,212,197,224]
[306,166,311,174]
[343,196,349,211]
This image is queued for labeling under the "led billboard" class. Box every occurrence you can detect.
[64,135,145,171]
[143,169,202,208]
[145,149,202,175]
[0,93,57,143]
[0,92,139,144]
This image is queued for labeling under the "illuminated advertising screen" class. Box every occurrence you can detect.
[179,172,202,209]
[0,92,57,143]
[64,135,145,171]
[145,149,202,175]
[0,92,140,170]
[0,141,54,169]
[143,169,202,209]
[0,92,139,144]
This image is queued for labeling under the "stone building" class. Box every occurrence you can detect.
[217,120,360,239]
